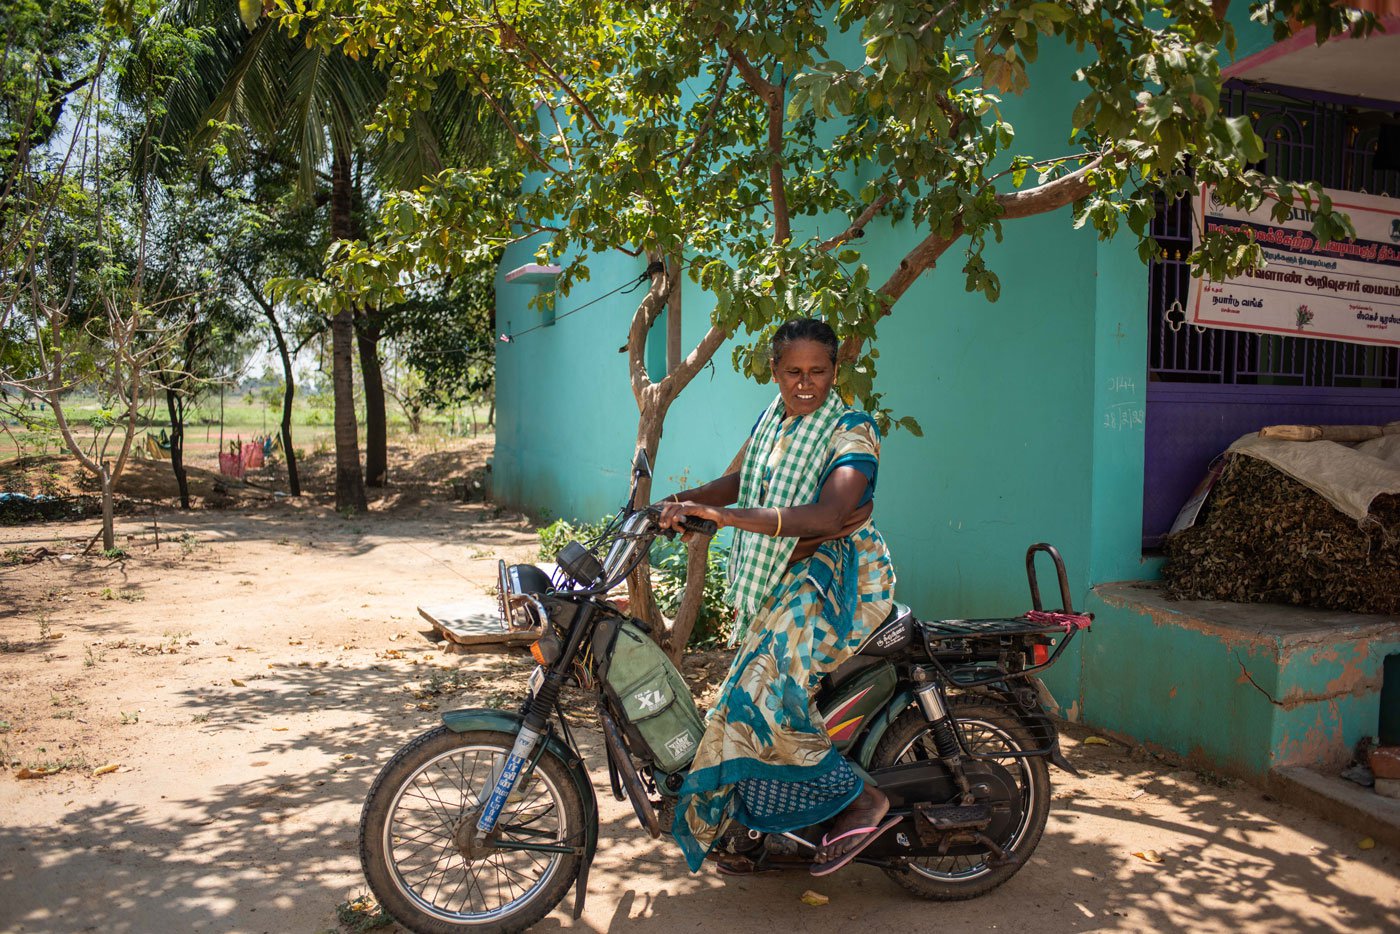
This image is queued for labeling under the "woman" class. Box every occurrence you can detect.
[656,317,897,877]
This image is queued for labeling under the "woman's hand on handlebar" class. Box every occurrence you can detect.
[654,500,723,540]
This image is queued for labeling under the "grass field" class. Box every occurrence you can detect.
[1,393,492,475]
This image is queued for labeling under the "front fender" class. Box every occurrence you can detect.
[440,708,599,853]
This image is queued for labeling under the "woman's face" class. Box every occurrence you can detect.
[773,338,836,417]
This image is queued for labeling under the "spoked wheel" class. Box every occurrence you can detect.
[359,727,584,933]
[873,700,1050,900]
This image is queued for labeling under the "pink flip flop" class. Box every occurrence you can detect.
[810,815,902,877]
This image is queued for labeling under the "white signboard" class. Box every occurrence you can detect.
[1188,185,1400,347]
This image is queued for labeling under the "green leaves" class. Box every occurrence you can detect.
[237,0,261,31]
[1216,114,1266,165]
[271,0,1365,427]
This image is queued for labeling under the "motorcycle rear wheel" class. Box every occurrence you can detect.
[359,727,584,933]
[873,700,1050,900]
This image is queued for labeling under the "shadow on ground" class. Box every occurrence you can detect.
[2,659,1395,933]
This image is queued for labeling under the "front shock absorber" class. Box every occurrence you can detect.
[476,671,564,837]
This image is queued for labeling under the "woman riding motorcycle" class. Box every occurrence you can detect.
[656,317,898,876]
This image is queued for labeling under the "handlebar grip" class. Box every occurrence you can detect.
[680,516,718,536]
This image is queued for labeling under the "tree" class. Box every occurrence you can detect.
[277,0,1376,652]
[141,185,254,510]
[154,1,378,511]
[157,1,508,507]
[0,3,206,548]
[380,260,497,419]
[219,159,333,497]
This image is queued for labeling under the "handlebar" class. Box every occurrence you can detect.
[678,515,718,537]
[641,504,718,540]
[555,506,720,597]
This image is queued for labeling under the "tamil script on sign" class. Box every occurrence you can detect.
[1188,184,1400,348]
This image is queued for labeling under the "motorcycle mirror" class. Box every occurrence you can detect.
[626,449,652,513]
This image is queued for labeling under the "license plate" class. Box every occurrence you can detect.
[527,665,545,699]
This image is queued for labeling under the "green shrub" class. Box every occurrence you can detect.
[536,513,731,647]
[651,538,731,647]
[536,513,614,562]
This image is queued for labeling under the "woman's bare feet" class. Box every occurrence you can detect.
[814,782,890,864]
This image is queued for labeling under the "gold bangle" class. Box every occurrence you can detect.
[773,507,783,538]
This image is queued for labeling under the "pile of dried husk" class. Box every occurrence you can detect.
[1162,454,1400,615]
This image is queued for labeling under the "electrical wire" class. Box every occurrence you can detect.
[499,262,662,343]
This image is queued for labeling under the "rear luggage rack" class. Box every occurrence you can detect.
[919,543,1093,687]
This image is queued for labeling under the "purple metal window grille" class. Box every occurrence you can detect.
[1143,84,1400,547]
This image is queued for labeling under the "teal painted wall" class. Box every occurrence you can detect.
[497,41,1105,623]
[492,16,1398,781]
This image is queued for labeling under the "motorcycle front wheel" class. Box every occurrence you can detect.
[359,727,584,934]
[873,699,1051,900]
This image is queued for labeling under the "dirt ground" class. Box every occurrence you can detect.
[1,440,1397,934]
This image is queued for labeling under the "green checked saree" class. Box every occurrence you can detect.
[673,394,896,871]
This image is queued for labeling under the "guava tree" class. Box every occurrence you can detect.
[272,0,1373,649]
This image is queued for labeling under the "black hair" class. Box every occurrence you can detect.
[770,317,839,366]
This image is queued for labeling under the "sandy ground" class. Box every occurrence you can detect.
[1,440,1397,934]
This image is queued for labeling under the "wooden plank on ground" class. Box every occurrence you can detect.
[418,599,538,648]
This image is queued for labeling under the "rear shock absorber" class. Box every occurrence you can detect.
[912,670,973,799]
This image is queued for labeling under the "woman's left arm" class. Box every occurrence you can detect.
[657,467,867,538]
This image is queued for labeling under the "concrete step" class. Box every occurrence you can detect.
[1269,765,1400,850]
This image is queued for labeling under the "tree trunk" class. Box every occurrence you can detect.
[165,387,189,509]
[357,319,387,487]
[330,142,367,512]
[99,461,115,552]
[621,255,735,660]
[267,310,301,496]
[663,537,713,662]
[626,404,665,629]
[281,375,299,496]
[624,392,718,663]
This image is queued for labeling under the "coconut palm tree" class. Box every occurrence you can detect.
[149,1,503,508]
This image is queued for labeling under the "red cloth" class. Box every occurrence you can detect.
[1025,610,1093,631]
[218,452,244,478]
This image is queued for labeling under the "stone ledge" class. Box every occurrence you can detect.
[1268,766,1400,850]
[1094,582,1400,646]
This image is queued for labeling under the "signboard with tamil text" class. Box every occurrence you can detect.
[1188,184,1400,347]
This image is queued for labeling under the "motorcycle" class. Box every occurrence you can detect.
[358,452,1091,933]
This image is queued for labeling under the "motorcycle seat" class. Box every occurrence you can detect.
[856,603,915,657]
[819,603,916,694]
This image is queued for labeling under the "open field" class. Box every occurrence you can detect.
[0,438,1397,933]
[1,395,494,479]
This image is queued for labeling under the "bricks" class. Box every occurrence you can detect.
[1369,746,1400,781]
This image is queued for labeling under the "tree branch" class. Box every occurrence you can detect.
[766,94,791,244]
[468,68,558,176]
[818,181,904,252]
[994,155,1103,220]
[676,57,734,172]
[725,46,789,241]
[493,6,608,138]
[727,46,779,102]
[665,322,726,398]
[627,260,670,403]
[841,156,1106,362]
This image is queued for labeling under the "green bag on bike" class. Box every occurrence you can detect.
[595,618,705,773]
